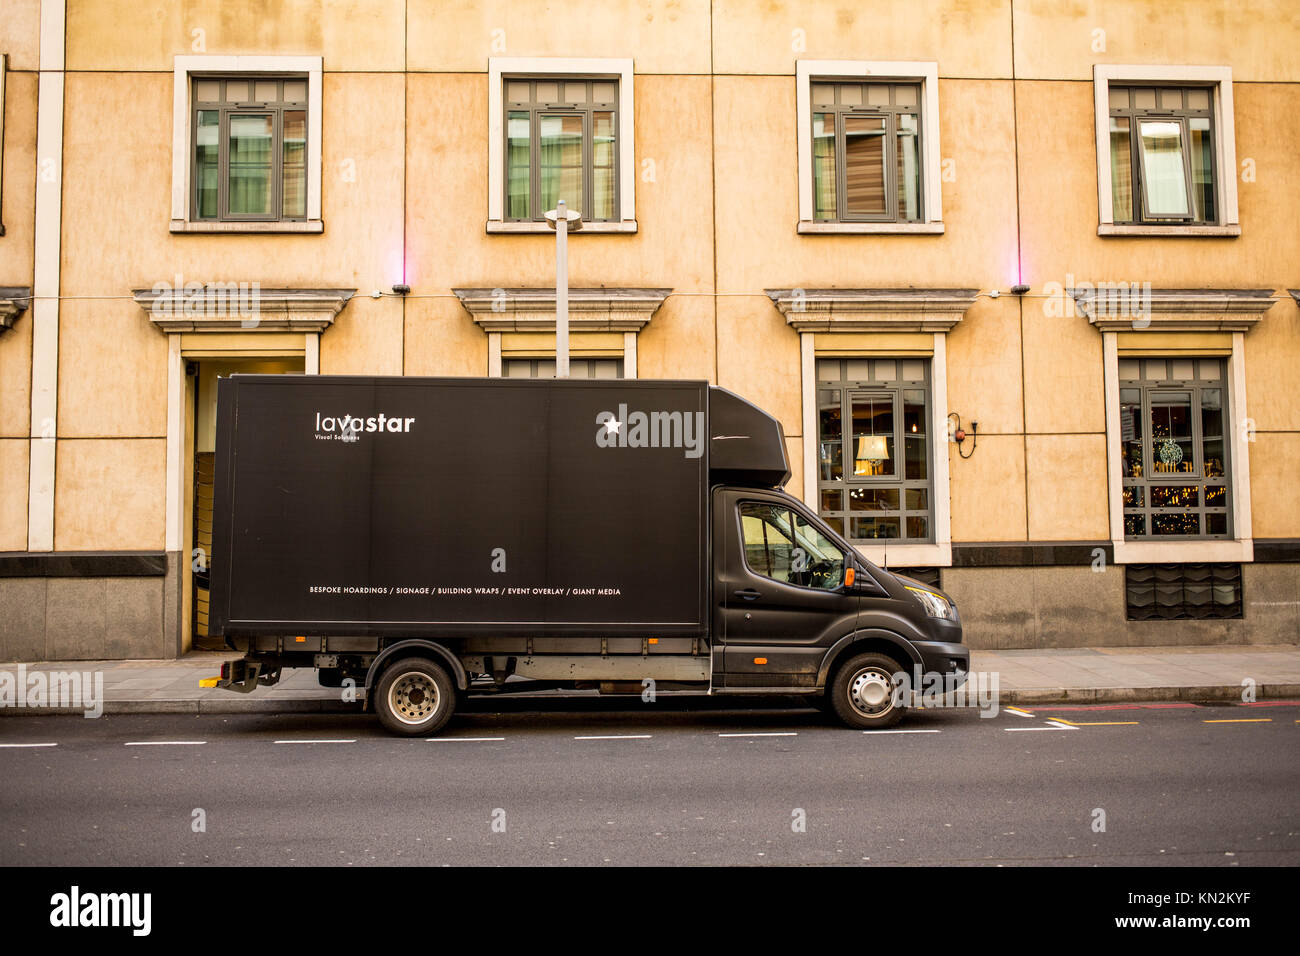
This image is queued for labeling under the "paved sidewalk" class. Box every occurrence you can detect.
[1,644,1297,715]
[970,645,1300,704]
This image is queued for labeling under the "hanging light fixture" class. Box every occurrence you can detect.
[854,396,890,475]
[854,435,889,475]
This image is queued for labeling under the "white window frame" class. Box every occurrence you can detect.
[800,335,952,567]
[796,60,943,235]
[1102,334,1253,564]
[487,57,636,234]
[170,55,323,234]
[490,337,637,378]
[1094,65,1239,237]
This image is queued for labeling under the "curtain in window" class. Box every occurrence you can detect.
[591,111,616,220]
[896,113,920,220]
[539,115,584,216]
[1109,116,1133,221]
[1189,117,1215,221]
[812,113,837,218]
[506,112,531,218]
[1138,120,1189,217]
[843,115,886,216]
[195,111,220,219]
[228,113,273,216]
[281,110,306,218]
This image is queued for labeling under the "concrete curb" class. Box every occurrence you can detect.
[1001,684,1300,704]
[3,684,1298,716]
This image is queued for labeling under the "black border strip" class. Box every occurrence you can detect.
[1254,539,1300,563]
[951,542,1114,567]
[0,551,167,578]
[952,540,1300,567]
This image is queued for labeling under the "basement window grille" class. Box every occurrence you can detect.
[1125,563,1242,620]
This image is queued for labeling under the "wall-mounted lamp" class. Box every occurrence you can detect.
[947,412,978,459]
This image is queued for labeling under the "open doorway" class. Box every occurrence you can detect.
[191,358,304,650]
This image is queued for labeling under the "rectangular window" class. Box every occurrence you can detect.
[191,76,309,222]
[810,82,922,223]
[739,502,846,591]
[1125,563,1242,620]
[1119,357,1230,538]
[502,358,624,379]
[1108,86,1216,225]
[816,358,932,542]
[504,78,618,223]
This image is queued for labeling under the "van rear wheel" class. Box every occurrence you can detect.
[830,653,907,729]
[374,658,456,737]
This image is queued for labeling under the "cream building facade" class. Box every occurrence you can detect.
[0,0,1297,660]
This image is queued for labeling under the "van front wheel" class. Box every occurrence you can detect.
[830,653,907,729]
[374,658,456,737]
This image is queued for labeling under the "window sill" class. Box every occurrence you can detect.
[486,220,638,235]
[848,541,951,568]
[170,220,324,234]
[798,221,944,236]
[1113,538,1252,565]
[1098,223,1240,238]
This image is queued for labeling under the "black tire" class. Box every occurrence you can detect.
[829,652,908,730]
[373,657,456,737]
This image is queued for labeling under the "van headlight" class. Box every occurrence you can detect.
[904,585,958,621]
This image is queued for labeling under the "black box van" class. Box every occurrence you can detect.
[210,375,968,734]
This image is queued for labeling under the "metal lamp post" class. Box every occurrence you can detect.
[544,199,582,377]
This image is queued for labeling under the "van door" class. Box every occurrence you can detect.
[713,488,859,687]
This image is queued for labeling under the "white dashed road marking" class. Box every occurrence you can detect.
[425,736,506,742]
[574,734,652,740]
[124,741,206,746]
[863,729,941,734]
[0,742,58,748]
[1004,724,1077,732]
[274,739,357,744]
[718,732,798,737]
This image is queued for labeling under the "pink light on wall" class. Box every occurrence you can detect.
[386,245,410,288]
[1007,244,1023,289]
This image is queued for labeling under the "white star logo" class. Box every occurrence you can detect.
[604,419,622,435]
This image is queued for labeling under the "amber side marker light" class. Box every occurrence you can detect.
[844,568,855,587]
[753,657,768,665]
[294,636,307,643]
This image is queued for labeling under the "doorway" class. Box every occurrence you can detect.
[191,357,304,650]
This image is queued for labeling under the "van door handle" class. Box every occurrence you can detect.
[733,589,761,601]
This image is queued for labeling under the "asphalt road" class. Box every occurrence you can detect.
[2,698,1296,866]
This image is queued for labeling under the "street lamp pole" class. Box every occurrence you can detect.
[545,199,582,378]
